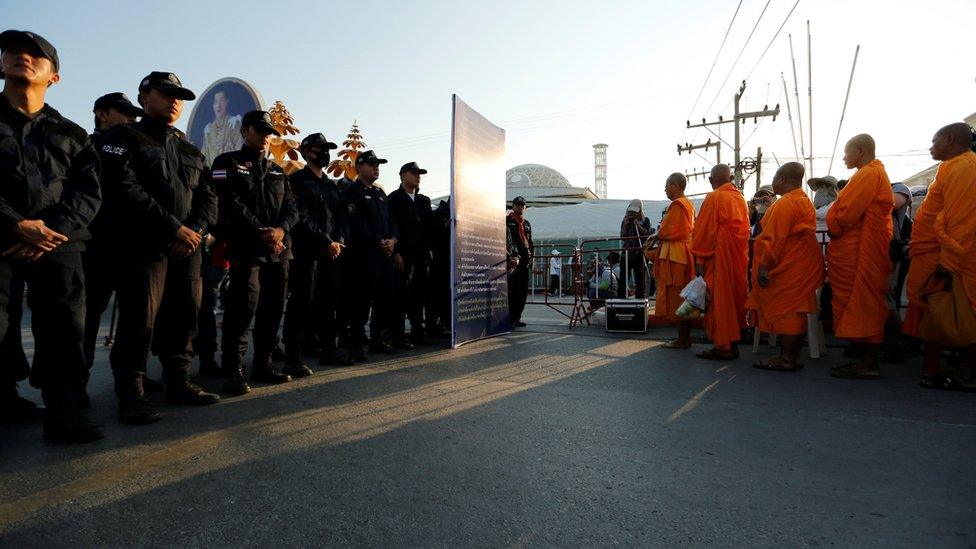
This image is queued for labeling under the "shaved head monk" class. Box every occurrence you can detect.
[747,162,825,370]
[826,134,894,379]
[654,172,696,347]
[690,164,750,359]
[908,123,976,390]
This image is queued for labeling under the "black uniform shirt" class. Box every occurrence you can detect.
[288,165,349,257]
[99,117,216,253]
[87,128,116,248]
[341,178,397,255]
[0,93,101,250]
[212,146,298,262]
[388,186,432,264]
[506,213,533,262]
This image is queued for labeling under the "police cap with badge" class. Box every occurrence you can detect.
[0,30,59,78]
[93,92,146,118]
[356,150,387,166]
[301,133,338,151]
[241,110,281,136]
[138,71,196,100]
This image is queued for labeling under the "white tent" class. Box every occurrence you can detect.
[524,199,703,241]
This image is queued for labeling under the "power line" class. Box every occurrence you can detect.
[699,0,773,119]
[684,0,745,122]
[742,0,802,83]
[372,91,684,148]
[717,0,802,115]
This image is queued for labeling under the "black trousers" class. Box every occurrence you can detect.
[283,254,341,363]
[110,252,202,397]
[0,277,29,389]
[82,247,117,370]
[221,259,288,373]
[343,251,394,349]
[548,274,560,294]
[391,257,430,341]
[617,252,647,299]
[0,252,87,408]
[426,251,450,332]
[508,263,529,325]
[194,251,228,361]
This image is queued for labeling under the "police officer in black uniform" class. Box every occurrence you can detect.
[389,162,433,347]
[341,150,398,361]
[214,111,301,396]
[84,93,144,376]
[100,71,220,425]
[0,30,103,442]
[283,133,356,368]
[506,196,534,328]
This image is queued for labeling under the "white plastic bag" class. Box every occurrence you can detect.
[675,299,703,319]
[678,276,708,311]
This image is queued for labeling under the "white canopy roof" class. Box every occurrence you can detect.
[523,199,703,241]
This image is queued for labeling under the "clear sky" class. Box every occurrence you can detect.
[3,0,973,200]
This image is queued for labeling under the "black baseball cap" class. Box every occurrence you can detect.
[0,30,59,78]
[356,150,387,166]
[93,92,146,118]
[300,133,338,150]
[241,110,280,136]
[138,71,195,100]
[399,161,427,175]
[512,196,526,205]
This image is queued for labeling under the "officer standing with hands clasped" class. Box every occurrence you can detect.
[283,133,356,369]
[341,150,398,361]
[214,111,301,396]
[0,30,103,442]
[100,71,221,426]
[389,161,433,347]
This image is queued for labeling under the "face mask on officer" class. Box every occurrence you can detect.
[304,148,330,167]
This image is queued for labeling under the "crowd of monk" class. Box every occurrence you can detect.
[650,124,976,386]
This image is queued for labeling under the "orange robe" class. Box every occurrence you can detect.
[653,196,695,320]
[902,170,946,337]
[934,150,976,313]
[691,182,750,347]
[746,188,825,335]
[826,159,894,343]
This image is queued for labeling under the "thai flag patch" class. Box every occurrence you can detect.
[213,169,227,180]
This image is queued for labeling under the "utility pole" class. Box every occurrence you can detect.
[683,167,711,181]
[685,81,779,189]
[755,147,762,192]
[676,139,721,164]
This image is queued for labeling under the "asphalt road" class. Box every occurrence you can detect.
[1,305,974,547]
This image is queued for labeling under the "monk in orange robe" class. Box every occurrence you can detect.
[653,173,696,348]
[747,162,825,371]
[826,134,894,379]
[690,164,750,360]
[910,123,976,389]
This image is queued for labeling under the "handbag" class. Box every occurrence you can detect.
[919,273,976,348]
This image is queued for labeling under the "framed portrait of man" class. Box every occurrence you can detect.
[186,77,264,163]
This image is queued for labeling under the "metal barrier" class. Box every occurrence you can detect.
[575,235,654,325]
[516,228,832,330]
[522,244,584,324]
